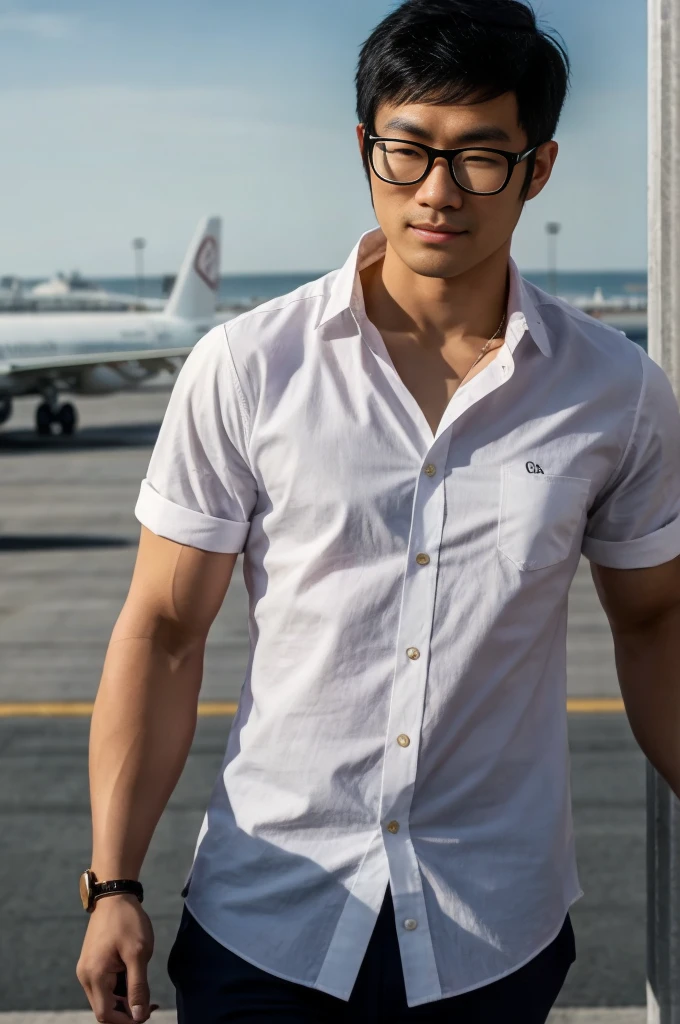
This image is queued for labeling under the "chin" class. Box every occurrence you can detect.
[402,248,473,281]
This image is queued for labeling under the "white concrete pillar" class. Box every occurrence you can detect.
[648,1,680,1021]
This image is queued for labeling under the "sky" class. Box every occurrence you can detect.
[2,0,646,276]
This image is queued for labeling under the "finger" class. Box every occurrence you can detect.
[91,990,138,1024]
[96,1009,137,1024]
[89,971,136,1024]
[124,958,151,1022]
[113,970,130,1017]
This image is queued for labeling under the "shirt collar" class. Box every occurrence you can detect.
[506,257,552,357]
[318,226,553,358]
[317,227,386,329]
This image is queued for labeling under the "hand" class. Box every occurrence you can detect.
[76,894,159,1023]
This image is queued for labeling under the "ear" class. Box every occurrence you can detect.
[356,124,366,159]
[524,140,559,202]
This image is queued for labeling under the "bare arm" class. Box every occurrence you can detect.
[89,525,237,879]
[592,556,680,797]
[78,525,238,1023]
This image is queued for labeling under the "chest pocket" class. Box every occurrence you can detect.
[498,469,591,571]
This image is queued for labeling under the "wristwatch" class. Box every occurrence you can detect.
[79,869,144,913]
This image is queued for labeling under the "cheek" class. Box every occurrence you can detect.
[371,185,414,243]
[472,196,522,238]
[371,182,404,218]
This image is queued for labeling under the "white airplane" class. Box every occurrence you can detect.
[28,272,165,312]
[0,215,221,436]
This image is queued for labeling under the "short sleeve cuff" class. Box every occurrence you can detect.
[582,515,680,569]
[135,479,250,554]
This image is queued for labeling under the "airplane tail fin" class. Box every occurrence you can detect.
[163,215,221,321]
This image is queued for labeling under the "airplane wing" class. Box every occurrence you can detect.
[0,345,194,377]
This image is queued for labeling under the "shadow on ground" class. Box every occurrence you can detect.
[0,423,162,453]
[0,535,134,553]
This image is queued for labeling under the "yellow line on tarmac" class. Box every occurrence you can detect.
[198,702,239,716]
[0,701,239,717]
[567,698,625,713]
[0,699,625,717]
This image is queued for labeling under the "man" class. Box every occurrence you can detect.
[76,1,680,1021]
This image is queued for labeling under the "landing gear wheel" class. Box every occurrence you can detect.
[36,402,53,436]
[57,402,77,436]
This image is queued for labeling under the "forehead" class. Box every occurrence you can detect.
[373,93,523,146]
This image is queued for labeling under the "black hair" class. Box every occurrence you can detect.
[355,0,570,197]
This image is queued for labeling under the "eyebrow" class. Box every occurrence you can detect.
[379,117,512,146]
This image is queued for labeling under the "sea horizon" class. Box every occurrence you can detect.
[43,268,647,308]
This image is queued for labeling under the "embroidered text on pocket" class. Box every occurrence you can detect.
[498,469,591,571]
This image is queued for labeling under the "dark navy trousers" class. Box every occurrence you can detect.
[168,887,576,1023]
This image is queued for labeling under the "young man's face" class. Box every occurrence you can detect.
[356,92,558,281]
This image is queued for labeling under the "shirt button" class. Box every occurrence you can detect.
[424,464,437,477]
[387,821,400,834]
[416,553,430,566]
[397,734,411,748]
[404,919,418,931]
[406,647,420,661]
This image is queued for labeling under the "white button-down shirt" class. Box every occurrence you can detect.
[135,228,680,1007]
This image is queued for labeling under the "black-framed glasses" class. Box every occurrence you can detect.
[367,135,539,196]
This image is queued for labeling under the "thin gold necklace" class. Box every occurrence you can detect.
[460,311,508,387]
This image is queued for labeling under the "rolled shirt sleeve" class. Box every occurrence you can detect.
[583,351,680,569]
[135,324,256,553]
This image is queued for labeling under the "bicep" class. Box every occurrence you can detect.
[113,526,239,651]
[583,353,680,571]
[591,555,680,632]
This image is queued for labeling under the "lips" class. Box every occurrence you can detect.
[409,224,469,243]
[411,225,463,234]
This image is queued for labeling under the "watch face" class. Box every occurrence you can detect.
[79,870,92,911]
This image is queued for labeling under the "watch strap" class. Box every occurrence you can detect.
[92,879,144,905]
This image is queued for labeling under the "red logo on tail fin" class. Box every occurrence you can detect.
[194,236,219,291]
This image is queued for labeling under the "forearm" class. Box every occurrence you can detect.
[89,625,204,880]
[613,607,680,796]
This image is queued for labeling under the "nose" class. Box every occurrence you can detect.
[414,157,464,211]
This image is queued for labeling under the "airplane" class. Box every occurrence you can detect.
[0,215,221,436]
[26,271,165,312]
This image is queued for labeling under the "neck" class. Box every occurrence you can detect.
[362,240,511,350]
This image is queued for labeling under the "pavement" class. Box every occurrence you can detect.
[0,1011,651,1023]
[0,385,648,1017]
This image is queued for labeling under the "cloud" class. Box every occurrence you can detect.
[0,11,77,39]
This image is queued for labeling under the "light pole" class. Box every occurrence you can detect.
[546,222,561,296]
[132,237,146,300]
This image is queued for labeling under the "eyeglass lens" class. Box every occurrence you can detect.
[372,141,509,194]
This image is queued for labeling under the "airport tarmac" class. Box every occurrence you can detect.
[0,1010,651,1023]
[0,383,645,1015]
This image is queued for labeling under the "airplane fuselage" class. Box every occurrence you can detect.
[0,214,222,435]
[0,312,214,397]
